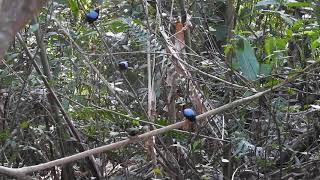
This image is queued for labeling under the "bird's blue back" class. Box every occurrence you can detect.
[87,10,98,19]
[183,108,195,117]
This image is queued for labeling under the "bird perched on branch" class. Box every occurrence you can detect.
[86,9,99,24]
[118,61,129,71]
[183,108,196,122]
[127,127,140,137]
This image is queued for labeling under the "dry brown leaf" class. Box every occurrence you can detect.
[175,22,185,51]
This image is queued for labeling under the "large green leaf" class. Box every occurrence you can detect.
[68,0,79,18]
[214,24,228,41]
[260,63,272,76]
[232,36,260,81]
[260,37,287,66]
[27,23,39,34]
[264,36,287,62]
[286,1,311,8]
[311,37,320,50]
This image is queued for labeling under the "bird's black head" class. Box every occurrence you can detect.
[94,8,100,14]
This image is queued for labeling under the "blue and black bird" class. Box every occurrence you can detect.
[118,61,129,70]
[127,127,140,136]
[86,9,100,24]
[183,108,196,122]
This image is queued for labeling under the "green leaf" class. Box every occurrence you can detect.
[265,37,287,55]
[68,0,79,18]
[232,36,259,81]
[214,25,228,41]
[311,38,320,50]
[0,130,9,141]
[153,167,162,175]
[19,121,29,129]
[79,0,89,8]
[234,139,253,156]
[257,158,273,171]
[264,36,287,63]
[27,23,39,34]
[155,118,169,126]
[265,37,275,56]
[286,29,293,37]
[260,63,272,76]
[272,97,288,112]
[224,44,233,56]
[109,20,127,33]
[291,20,303,31]
[6,53,20,61]
[286,1,311,8]
[132,119,140,125]
[264,78,281,88]
[287,88,297,96]
[303,31,317,37]
[192,139,202,152]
